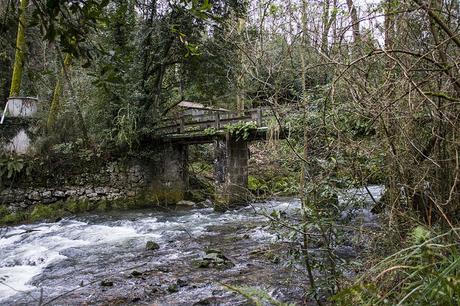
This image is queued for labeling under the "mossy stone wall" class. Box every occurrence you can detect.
[0,147,189,224]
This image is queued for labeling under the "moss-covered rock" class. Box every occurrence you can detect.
[146,240,160,250]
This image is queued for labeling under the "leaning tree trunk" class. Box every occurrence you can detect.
[47,53,72,131]
[9,0,28,97]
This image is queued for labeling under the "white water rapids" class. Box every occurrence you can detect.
[0,186,382,305]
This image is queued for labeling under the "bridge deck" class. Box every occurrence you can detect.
[154,107,276,144]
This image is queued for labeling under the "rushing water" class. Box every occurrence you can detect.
[0,187,383,305]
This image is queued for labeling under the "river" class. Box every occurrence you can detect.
[0,186,382,305]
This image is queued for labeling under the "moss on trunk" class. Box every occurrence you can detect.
[9,0,28,97]
[47,53,73,131]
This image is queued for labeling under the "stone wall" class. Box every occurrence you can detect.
[0,160,151,212]
[0,145,189,215]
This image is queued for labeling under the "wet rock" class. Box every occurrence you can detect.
[100,280,114,287]
[192,249,234,269]
[353,209,376,223]
[158,267,170,273]
[340,208,377,224]
[167,283,178,293]
[333,246,357,260]
[177,200,196,207]
[43,197,57,204]
[53,190,65,198]
[196,199,213,208]
[94,187,107,195]
[146,241,160,250]
[193,297,220,305]
[130,270,143,277]
[65,189,77,197]
[28,191,41,201]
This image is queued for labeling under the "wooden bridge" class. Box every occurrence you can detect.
[153,107,272,144]
[149,105,285,208]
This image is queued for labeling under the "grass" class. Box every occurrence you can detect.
[332,226,460,305]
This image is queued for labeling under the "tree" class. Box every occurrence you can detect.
[9,0,28,96]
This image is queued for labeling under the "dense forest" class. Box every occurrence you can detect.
[1,0,460,305]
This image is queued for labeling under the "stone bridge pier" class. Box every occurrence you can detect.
[155,134,250,209]
[214,134,250,208]
[151,143,189,204]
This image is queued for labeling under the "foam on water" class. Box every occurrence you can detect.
[0,193,381,302]
[0,219,156,301]
[0,207,268,301]
[0,265,41,298]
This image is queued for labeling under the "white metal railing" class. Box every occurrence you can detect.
[0,100,8,124]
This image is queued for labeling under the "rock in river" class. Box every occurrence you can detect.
[146,240,160,250]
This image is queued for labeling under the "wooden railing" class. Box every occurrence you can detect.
[155,107,268,135]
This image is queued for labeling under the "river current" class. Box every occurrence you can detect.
[0,186,382,305]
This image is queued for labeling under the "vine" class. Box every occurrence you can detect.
[224,121,257,141]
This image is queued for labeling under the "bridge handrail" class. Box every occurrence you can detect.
[155,107,268,135]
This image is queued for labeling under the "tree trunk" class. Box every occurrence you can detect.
[346,0,361,50]
[9,0,28,97]
[47,53,72,131]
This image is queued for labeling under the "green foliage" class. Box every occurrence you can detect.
[333,228,460,305]
[29,0,110,59]
[0,156,30,186]
[224,121,257,141]
[0,205,8,218]
[0,211,27,224]
[272,175,298,195]
[113,106,138,149]
[30,204,55,221]
[203,127,217,135]
[248,175,269,194]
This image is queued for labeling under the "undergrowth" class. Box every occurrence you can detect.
[333,226,460,305]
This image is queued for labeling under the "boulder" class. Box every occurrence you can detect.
[177,200,196,207]
[100,280,113,287]
[192,249,234,269]
[146,240,160,250]
[196,199,213,208]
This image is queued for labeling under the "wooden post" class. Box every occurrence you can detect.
[215,112,220,129]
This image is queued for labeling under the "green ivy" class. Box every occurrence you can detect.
[224,121,257,141]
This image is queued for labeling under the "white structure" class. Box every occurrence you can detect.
[1,97,38,155]
[6,97,38,117]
